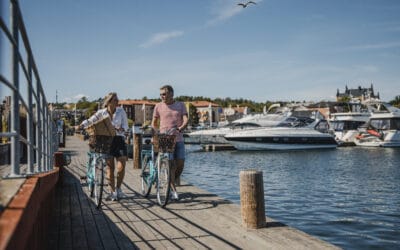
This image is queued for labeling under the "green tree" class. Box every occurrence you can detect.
[187,103,199,126]
[389,95,400,108]
[337,96,351,103]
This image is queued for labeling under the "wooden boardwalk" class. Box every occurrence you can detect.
[48,135,340,249]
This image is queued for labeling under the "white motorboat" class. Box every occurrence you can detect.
[232,104,292,127]
[185,122,261,144]
[186,104,292,144]
[224,118,337,150]
[354,103,400,147]
[329,102,370,146]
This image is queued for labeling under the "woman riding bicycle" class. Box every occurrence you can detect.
[76,92,129,201]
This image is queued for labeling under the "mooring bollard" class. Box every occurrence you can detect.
[54,151,64,168]
[240,169,266,229]
[133,125,142,169]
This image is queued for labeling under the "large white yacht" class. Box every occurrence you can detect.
[224,117,337,150]
[329,102,370,146]
[354,102,400,147]
[186,104,292,144]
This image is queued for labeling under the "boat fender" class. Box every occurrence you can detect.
[367,129,381,137]
[355,134,364,139]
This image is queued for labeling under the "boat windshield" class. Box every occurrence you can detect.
[330,121,366,131]
[277,117,315,128]
[369,118,400,130]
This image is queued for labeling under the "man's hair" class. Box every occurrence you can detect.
[160,85,174,95]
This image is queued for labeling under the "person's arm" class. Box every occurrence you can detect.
[151,104,160,133]
[178,114,188,133]
[117,108,129,133]
[178,102,188,132]
[75,110,103,130]
[151,116,159,130]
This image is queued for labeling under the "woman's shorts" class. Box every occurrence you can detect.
[110,136,127,157]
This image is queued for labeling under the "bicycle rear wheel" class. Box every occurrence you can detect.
[157,155,171,207]
[141,155,152,197]
[93,159,104,209]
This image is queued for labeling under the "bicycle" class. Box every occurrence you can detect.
[140,126,176,207]
[82,118,115,209]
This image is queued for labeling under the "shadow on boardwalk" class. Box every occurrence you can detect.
[50,165,242,249]
[48,135,339,250]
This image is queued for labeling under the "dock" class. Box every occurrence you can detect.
[38,135,339,249]
[202,144,236,151]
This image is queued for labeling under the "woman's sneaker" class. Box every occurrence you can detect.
[171,191,179,200]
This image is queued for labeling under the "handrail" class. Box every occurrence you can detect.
[0,0,58,177]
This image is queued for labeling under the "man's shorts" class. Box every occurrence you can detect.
[169,141,185,160]
[110,136,127,158]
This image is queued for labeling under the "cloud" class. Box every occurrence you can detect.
[206,0,262,26]
[139,30,184,48]
[206,1,243,26]
[74,93,89,100]
[63,93,89,102]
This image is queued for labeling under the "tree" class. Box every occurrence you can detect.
[337,96,351,103]
[187,103,199,126]
[389,95,400,108]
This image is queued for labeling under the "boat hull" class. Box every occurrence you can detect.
[354,130,400,147]
[226,135,337,150]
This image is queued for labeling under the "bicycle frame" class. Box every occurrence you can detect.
[86,151,108,208]
[140,129,174,207]
[87,152,107,181]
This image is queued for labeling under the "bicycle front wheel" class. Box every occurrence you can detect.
[157,155,171,207]
[93,159,104,209]
[141,155,152,197]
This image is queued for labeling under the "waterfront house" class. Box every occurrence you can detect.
[336,84,380,102]
[119,100,157,125]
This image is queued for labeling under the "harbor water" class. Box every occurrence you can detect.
[182,145,400,249]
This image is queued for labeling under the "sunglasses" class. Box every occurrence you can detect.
[160,93,167,96]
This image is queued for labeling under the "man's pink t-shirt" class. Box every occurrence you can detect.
[153,101,187,142]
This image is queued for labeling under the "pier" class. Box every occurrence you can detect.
[202,144,236,151]
[1,135,340,249]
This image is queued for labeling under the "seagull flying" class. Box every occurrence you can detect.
[237,1,257,8]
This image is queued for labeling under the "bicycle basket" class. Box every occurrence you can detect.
[89,135,114,154]
[86,117,116,137]
[153,134,176,153]
[87,117,116,154]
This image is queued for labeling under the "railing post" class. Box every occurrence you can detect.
[36,89,42,172]
[10,0,20,176]
[44,106,49,171]
[41,95,46,170]
[239,170,266,229]
[27,55,34,174]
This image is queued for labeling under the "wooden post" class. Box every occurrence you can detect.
[133,133,142,169]
[240,170,266,229]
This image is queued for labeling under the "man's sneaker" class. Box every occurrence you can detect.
[106,192,118,201]
[116,188,127,199]
[171,191,179,200]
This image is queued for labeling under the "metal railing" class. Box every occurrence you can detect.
[0,0,58,177]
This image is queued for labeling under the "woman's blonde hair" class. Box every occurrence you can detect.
[103,92,117,108]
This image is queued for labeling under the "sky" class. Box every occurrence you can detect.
[2,0,400,103]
